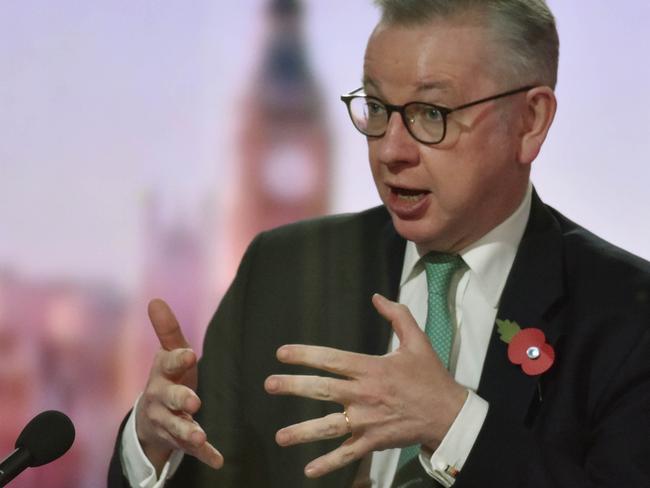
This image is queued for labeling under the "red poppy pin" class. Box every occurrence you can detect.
[496,319,555,376]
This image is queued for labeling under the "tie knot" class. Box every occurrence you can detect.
[423,253,464,295]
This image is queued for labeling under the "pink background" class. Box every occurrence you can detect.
[0,1,648,486]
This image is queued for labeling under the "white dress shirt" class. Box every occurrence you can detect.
[122,185,533,488]
[369,184,532,487]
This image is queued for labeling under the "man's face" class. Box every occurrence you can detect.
[364,18,530,253]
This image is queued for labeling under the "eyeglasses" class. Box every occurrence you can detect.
[340,85,535,145]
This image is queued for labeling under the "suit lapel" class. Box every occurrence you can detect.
[356,208,405,356]
[379,213,406,302]
[477,191,566,423]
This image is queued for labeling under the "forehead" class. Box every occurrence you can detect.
[363,19,498,101]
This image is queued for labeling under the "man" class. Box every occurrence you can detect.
[109,1,650,487]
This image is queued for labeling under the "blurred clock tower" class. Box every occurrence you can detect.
[223,0,332,285]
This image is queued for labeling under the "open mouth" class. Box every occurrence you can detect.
[390,186,431,202]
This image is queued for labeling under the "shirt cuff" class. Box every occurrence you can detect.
[120,395,185,488]
[418,390,489,487]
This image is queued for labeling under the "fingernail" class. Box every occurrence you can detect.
[276,430,289,446]
[277,347,288,361]
[210,455,223,470]
[305,464,317,478]
[185,395,200,412]
[266,377,278,392]
[181,350,191,364]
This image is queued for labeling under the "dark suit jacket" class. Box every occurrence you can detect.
[109,192,650,487]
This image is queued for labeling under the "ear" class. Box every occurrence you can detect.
[517,86,557,165]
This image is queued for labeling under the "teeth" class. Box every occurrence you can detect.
[397,193,424,202]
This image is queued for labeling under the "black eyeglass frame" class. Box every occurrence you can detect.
[340,85,536,145]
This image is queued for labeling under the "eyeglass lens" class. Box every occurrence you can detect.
[348,97,445,143]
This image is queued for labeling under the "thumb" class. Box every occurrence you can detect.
[372,293,426,348]
[148,298,191,351]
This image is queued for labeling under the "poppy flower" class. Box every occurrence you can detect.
[496,319,555,376]
[507,328,555,376]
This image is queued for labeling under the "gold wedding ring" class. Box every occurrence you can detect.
[342,409,352,433]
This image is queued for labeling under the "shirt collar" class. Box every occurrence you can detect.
[400,183,533,308]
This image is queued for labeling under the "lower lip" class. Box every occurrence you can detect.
[386,188,431,220]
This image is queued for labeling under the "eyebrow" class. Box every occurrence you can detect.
[361,76,452,94]
[415,80,452,92]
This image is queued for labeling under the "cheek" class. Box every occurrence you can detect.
[367,143,393,188]
[420,150,473,198]
[421,149,498,214]
[367,152,383,189]
[367,141,378,167]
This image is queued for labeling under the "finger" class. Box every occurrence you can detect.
[185,439,224,470]
[161,383,202,414]
[148,298,190,351]
[275,412,350,447]
[145,402,201,448]
[155,406,204,445]
[304,436,371,478]
[159,348,197,378]
[264,375,354,403]
[371,293,426,348]
[149,405,224,470]
[276,345,370,377]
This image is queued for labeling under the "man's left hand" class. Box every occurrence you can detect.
[264,293,468,478]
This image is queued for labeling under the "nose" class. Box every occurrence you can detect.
[373,112,420,171]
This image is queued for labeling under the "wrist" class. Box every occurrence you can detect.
[423,385,468,451]
[141,443,173,477]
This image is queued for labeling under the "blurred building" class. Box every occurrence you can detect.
[223,0,332,285]
[0,1,332,487]
[0,268,126,487]
[116,191,218,401]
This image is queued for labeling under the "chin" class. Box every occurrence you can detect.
[390,215,448,251]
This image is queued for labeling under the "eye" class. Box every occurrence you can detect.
[365,100,386,117]
[423,106,443,121]
[406,103,444,125]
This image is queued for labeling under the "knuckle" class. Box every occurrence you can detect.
[356,381,382,407]
[363,434,379,452]
[162,359,177,376]
[153,349,171,369]
[323,349,340,370]
[340,445,358,465]
[317,420,338,438]
[165,417,182,438]
[170,416,193,442]
[153,348,166,363]
[166,351,185,373]
[167,385,186,410]
[325,420,339,437]
[316,377,332,400]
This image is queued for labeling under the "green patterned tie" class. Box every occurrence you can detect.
[396,253,464,469]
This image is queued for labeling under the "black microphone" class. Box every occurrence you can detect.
[0,410,75,487]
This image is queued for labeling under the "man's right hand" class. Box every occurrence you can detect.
[135,298,224,475]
